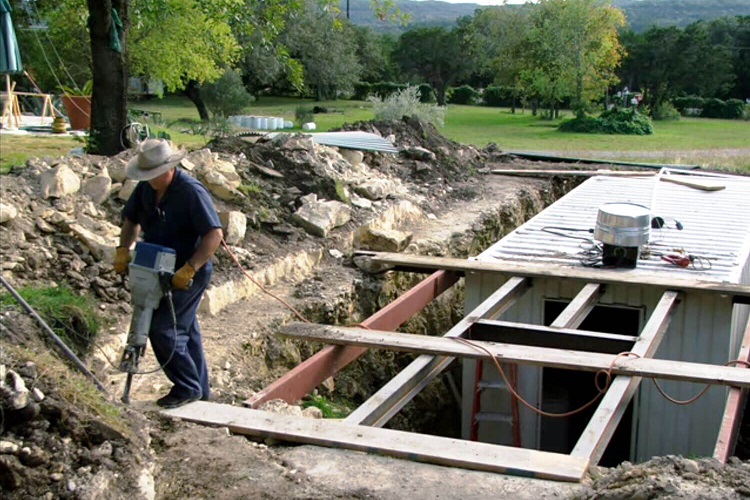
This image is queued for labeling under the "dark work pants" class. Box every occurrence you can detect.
[149,266,211,400]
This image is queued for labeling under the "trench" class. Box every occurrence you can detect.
[255,175,750,462]
[262,179,572,438]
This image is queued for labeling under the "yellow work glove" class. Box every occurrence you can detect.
[114,247,131,275]
[172,263,196,290]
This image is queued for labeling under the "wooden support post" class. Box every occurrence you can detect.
[244,270,460,408]
[344,277,530,427]
[571,291,682,465]
[163,402,589,482]
[713,315,750,462]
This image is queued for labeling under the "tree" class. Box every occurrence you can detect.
[522,0,625,118]
[393,26,470,106]
[87,0,129,156]
[465,6,532,111]
[129,0,241,121]
[283,0,361,101]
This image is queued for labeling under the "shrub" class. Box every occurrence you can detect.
[483,85,514,107]
[295,105,314,127]
[370,82,408,98]
[352,82,371,101]
[368,85,446,127]
[448,85,479,105]
[700,98,725,118]
[722,99,747,119]
[559,108,654,135]
[651,101,681,121]
[673,95,705,113]
[418,83,435,103]
[201,69,255,118]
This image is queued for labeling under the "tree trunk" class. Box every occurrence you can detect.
[184,80,210,121]
[87,0,129,156]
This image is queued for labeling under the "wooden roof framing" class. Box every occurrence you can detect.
[164,254,750,482]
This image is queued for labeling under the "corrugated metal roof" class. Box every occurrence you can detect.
[479,172,750,284]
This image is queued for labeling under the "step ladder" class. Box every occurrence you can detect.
[469,359,522,446]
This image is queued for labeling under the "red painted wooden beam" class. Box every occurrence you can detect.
[714,315,750,462]
[245,270,460,408]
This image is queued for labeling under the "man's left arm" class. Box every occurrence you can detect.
[187,228,223,271]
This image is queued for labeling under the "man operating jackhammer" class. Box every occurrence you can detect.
[114,139,223,409]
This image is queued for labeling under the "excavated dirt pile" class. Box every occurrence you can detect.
[1,116,749,498]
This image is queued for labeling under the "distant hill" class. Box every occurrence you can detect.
[343,0,750,33]
[614,0,750,32]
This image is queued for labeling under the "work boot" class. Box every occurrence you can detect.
[156,393,200,409]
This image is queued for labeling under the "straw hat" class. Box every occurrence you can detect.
[125,139,186,181]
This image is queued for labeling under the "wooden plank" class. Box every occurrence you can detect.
[279,322,750,389]
[245,270,460,408]
[571,291,681,464]
[163,401,588,482]
[367,253,750,301]
[471,319,636,353]
[550,283,603,329]
[713,315,750,462]
[660,175,726,191]
[344,277,530,427]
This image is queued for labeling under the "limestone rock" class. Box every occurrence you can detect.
[179,157,196,172]
[40,164,81,199]
[68,223,117,262]
[401,146,436,162]
[118,179,139,201]
[355,227,412,252]
[292,200,351,237]
[82,168,112,204]
[219,211,247,245]
[354,179,399,200]
[35,217,56,233]
[350,194,372,209]
[0,203,18,224]
[212,159,242,185]
[340,149,364,166]
[0,366,30,410]
[202,170,243,201]
[107,158,128,182]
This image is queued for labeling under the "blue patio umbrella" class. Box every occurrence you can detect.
[0,0,23,75]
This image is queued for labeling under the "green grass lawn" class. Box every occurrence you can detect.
[2,96,749,173]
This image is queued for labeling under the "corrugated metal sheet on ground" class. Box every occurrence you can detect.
[479,174,750,284]
[268,131,398,153]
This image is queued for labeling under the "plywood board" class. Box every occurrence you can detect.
[162,401,589,482]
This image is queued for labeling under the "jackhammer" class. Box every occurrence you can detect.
[119,242,178,404]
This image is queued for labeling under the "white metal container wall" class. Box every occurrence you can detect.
[463,273,736,459]
[462,174,750,460]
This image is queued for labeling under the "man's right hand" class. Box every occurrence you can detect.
[114,247,131,275]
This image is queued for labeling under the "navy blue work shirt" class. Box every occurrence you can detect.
[122,169,222,270]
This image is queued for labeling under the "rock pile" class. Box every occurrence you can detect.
[0,312,153,499]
